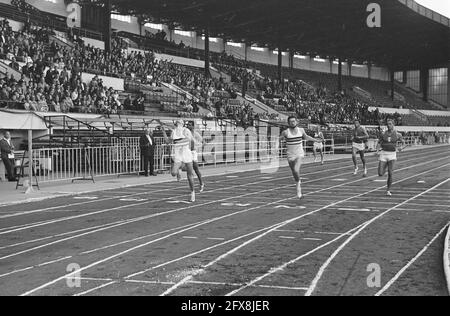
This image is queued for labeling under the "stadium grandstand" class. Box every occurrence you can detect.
[0,0,449,298]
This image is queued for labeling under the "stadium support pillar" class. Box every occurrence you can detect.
[348,61,352,77]
[390,70,395,101]
[447,64,450,108]
[204,29,210,77]
[420,68,429,102]
[338,58,343,92]
[244,43,248,61]
[278,48,283,90]
[103,0,112,54]
[25,129,33,194]
[289,51,294,70]
[403,70,407,84]
[367,63,372,79]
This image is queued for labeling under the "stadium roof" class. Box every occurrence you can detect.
[109,0,450,70]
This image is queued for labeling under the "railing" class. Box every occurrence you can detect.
[27,129,449,184]
[29,133,336,183]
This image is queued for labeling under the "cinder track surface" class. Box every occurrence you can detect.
[0,146,449,296]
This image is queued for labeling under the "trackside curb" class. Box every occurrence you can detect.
[444,223,450,296]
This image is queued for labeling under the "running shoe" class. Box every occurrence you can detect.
[386,191,392,196]
[363,168,368,177]
[199,184,205,193]
[190,191,196,203]
[353,167,359,175]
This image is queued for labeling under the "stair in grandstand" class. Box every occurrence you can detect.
[235,91,288,121]
[49,32,76,50]
[209,66,231,83]
[0,60,23,81]
[394,81,444,110]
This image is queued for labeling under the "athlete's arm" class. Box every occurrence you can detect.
[318,132,325,143]
[158,121,171,145]
[376,133,383,154]
[360,127,369,141]
[301,129,322,143]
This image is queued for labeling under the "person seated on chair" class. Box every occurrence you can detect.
[0,131,17,182]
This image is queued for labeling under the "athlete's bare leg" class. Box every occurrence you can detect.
[185,162,196,202]
[288,158,303,199]
[359,151,367,176]
[352,148,359,174]
[378,161,388,177]
[193,161,204,191]
[171,162,182,178]
[386,160,395,194]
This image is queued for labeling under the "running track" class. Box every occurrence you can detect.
[0,146,449,296]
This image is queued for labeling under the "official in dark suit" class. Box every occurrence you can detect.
[0,131,16,182]
[139,128,156,176]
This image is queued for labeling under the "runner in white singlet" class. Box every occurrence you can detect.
[186,121,205,193]
[159,119,196,202]
[280,116,323,199]
[312,125,325,165]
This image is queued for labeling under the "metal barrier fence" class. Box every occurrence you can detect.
[29,134,334,183]
[29,131,448,183]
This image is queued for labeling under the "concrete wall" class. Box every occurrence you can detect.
[26,0,68,17]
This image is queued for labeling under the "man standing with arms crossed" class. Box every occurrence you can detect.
[0,131,17,182]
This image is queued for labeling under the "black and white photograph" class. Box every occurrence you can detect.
[0,0,449,303]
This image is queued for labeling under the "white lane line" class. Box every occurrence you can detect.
[432,210,450,214]
[315,231,349,236]
[0,266,34,278]
[279,236,295,239]
[375,222,450,296]
[0,158,362,233]
[225,221,369,297]
[37,256,72,267]
[274,230,347,236]
[256,284,308,291]
[126,279,175,286]
[124,225,281,280]
[79,221,209,255]
[124,279,309,292]
[161,164,450,297]
[182,236,198,239]
[19,157,448,296]
[0,148,437,221]
[0,164,298,219]
[0,256,72,278]
[66,277,114,282]
[337,208,372,212]
[3,158,392,260]
[0,220,144,251]
[305,178,450,296]
[303,238,322,241]
[73,281,118,296]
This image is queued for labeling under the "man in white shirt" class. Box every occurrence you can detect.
[0,131,16,182]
